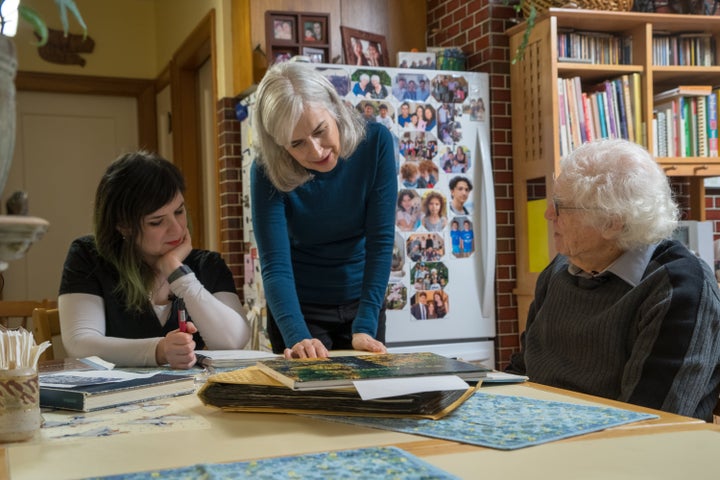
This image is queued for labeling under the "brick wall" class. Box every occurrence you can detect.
[427,0,521,369]
[216,97,246,289]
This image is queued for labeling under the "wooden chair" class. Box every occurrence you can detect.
[31,308,61,362]
[0,299,56,329]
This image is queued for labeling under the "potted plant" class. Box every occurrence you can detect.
[0,0,85,270]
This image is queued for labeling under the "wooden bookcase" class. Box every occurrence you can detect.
[507,9,720,331]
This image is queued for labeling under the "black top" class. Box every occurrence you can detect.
[59,235,237,349]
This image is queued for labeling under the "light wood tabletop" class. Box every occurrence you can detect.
[0,381,715,479]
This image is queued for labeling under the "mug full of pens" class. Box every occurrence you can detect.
[0,327,50,442]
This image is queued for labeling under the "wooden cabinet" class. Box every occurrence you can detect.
[507,9,720,331]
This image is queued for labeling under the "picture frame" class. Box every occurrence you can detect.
[269,15,296,43]
[302,16,327,43]
[340,26,389,67]
[272,49,295,64]
[302,47,326,64]
[265,11,330,66]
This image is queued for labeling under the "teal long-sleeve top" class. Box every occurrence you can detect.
[251,122,398,347]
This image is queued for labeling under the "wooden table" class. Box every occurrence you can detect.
[2,382,717,479]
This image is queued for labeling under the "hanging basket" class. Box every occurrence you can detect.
[522,0,635,17]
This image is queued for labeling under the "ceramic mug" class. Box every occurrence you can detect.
[0,368,41,442]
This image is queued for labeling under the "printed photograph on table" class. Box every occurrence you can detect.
[341,26,389,67]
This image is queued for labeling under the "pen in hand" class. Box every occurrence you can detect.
[178,298,187,333]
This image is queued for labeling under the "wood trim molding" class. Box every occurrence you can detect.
[15,71,158,152]
[169,10,217,250]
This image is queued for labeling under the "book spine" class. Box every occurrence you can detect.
[603,81,617,138]
[613,78,628,140]
[652,112,658,158]
[557,77,570,157]
[697,95,708,157]
[665,104,674,158]
[631,73,643,146]
[621,74,634,142]
[656,110,667,157]
[590,91,601,141]
[708,92,718,157]
[581,92,594,142]
[596,91,608,139]
[40,389,85,411]
[681,97,690,157]
[565,77,581,150]
[573,76,587,144]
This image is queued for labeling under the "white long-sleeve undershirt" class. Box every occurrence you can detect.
[58,273,251,367]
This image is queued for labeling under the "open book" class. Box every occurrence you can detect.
[256,352,490,391]
[197,366,477,420]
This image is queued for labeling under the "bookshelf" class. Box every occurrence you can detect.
[507,9,720,332]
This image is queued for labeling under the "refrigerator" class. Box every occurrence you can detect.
[241,62,495,365]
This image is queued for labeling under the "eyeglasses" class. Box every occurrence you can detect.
[552,197,585,217]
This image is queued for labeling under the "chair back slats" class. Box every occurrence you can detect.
[31,308,60,362]
[0,299,57,329]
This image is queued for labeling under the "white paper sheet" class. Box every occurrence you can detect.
[352,375,469,400]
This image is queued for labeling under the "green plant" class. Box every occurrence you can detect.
[507,0,538,64]
[0,0,86,45]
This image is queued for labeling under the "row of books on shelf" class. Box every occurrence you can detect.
[556,29,716,67]
[652,85,719,158]
[557,73,643,158]
[652,32,715,67]
[557,29,631,65]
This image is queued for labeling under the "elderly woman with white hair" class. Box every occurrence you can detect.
[251,62,396,359]
[507,139,720,421]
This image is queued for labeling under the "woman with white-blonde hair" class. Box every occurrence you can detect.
[251,62,397,359]
[507,138,720,421]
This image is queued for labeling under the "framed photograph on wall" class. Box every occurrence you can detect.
[269,15,296,43]
[302,16,327,43]
[340,26,389,67]
[303,47,326,64]
[266,11,330,66]
[272,49,295,64]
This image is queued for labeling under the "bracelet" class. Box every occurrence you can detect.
[168,265,193,284]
